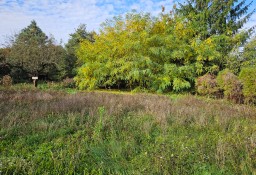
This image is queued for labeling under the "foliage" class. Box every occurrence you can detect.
[227,36,256,74]
[65,24,94,77]
[2,75,12,87]
[75,11,225,92]
[0,48,11,77]
[177,0,254,36]
[239,67,256,104]
[177,0,254,69]
[8,20,66,81]
[217,69,243,103]
[242,36,256,67]
[196,73,220,97]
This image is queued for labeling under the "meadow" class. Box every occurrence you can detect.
[0,87,256,174]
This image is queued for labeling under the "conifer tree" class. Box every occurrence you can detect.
[177,0,255,71]
[65,24,94,77]
[177,0,254,37]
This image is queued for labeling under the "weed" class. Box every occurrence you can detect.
[0,90,256,174]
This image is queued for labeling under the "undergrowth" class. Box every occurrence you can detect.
[0,90,255,174]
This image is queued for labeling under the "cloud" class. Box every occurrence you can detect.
[0,0,254,45]
[0,0,175,45]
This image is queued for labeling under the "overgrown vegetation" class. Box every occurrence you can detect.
[239,67,256,104]
[0,0,255,103]
[75,0,254,93]
[0,0,255,174]
[0,90,256,174]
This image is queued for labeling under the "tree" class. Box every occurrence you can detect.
[0,47,11,77]
[8,20,66,81]
[242,35,256,67]
[177,0,254,37]
[177,0,255,70]
[75,11,223,92]
[65,24,94,77]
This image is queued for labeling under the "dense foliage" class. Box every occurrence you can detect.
[75,0,254,93]
[7,21,66,81]
[65,24,94,77]
[242,36,256,67]
[0,0,255,102]
[239,67,256,104]
[195,73,219,97]
[216,69,243,103]
[75,11,225,92]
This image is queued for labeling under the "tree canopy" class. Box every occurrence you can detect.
[65,24,94,77]
[75,11,225,92]
[8,20,66,81]
[74,0,254,92]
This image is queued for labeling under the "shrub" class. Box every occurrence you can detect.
[195,73,220,97]
[2,75,12,87]
[62,77,76,88]
[239,67,256,104]
[217,69,243,103]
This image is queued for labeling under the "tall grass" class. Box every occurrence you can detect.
[0,90,256,174]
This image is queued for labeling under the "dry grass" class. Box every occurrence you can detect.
[1,89,255,129]
[0,90,171,127]
[1,89,256,174]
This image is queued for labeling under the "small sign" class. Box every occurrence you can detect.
[32,77,38,80]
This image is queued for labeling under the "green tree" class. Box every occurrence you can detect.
[8,20,66,81]
[75,11,223,92]
[177,0,254,37]
[0,47,11,77]
[65,24,94,77]
[242,35,256,67]
[177,0,254,70]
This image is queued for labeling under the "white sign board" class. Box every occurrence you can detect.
[32,77,38,80]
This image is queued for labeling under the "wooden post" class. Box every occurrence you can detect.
[32,77,38,87]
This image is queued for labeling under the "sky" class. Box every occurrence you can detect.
[0,0,255,45]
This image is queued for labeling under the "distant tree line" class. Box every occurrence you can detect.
[0,21,93,82]
[0,0,255,102]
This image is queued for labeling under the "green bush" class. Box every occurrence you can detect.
[239,67,256,104]
[217,69,243,103]
[195,73,220,97]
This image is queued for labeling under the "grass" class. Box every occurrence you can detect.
[0,88,256,174]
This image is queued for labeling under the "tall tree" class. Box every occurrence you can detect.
[177,0,254,37]
[8,20,66,81]
[177,0,255,71]
[75,11,223,92]
[65,24,94,77]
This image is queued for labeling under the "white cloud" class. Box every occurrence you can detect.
[1,0,254,45]
[0,0,176,45]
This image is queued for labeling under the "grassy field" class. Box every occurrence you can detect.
[0,88,256,174]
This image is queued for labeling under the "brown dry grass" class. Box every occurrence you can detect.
[0,90,255,129]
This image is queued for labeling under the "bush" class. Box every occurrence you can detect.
[195,73,220,97]
[62,77,76,88]
[2,75,12,87]
[239,67,256,104]
[217,69,243,103]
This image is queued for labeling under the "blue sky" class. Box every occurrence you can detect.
[0,0,255,45]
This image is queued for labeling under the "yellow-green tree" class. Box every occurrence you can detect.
[75,10,229,92]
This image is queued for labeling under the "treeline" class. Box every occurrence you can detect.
[0,21,93,82]
[0,0,256,103]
